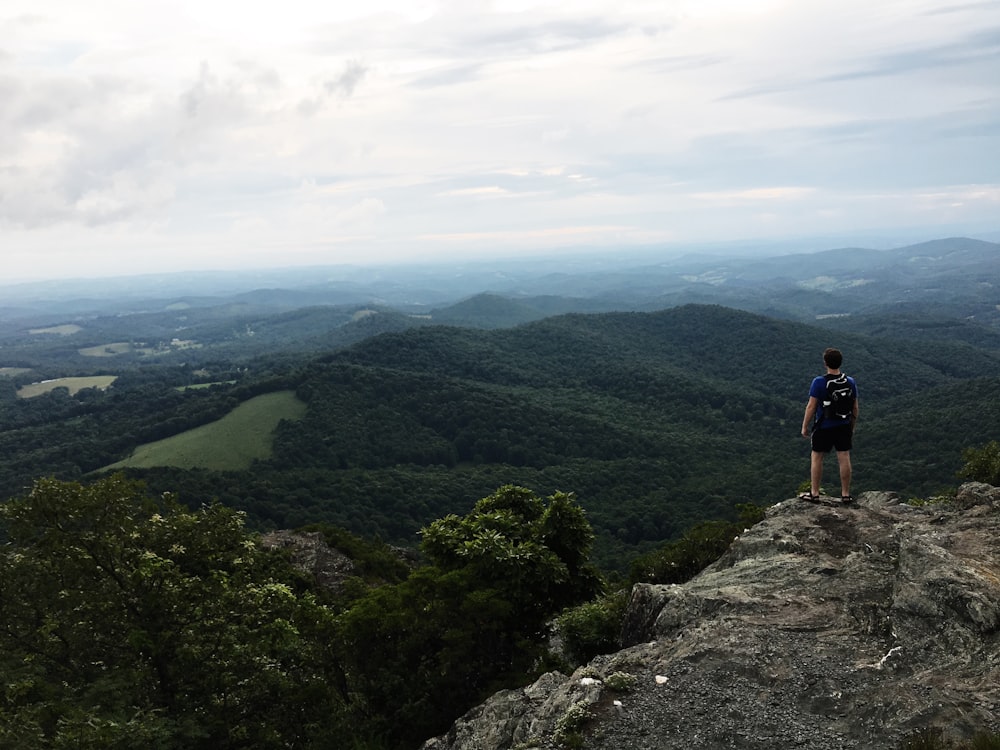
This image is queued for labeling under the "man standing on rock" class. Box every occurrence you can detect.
[800,347,859,504]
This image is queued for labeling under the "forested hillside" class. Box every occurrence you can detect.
[3,290,1000,569]
[24,304,985,570]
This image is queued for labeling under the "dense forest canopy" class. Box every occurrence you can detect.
[2,300,999,570]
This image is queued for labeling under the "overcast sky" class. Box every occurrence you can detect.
[2,0,998,281]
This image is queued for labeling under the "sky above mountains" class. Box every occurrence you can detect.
[2,0,998,281]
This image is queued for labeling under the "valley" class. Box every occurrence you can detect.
[2,236,1000,749]
[1,236,998,570]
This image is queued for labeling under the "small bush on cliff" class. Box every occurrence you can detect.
[555,589,629,666]
[628,503,765,585]
[604,671,637,692]
[553,700,591,748]
[958,440,1000,485]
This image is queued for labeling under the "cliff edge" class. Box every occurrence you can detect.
[422,483,1000,750]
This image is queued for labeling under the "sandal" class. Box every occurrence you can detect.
[798,492,820,502]
[840,495,855,504]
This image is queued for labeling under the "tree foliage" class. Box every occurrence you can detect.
[958,440,1000,486]
[629,503,766,585]
[0,478,605,750]
[554,589,630,667]
[0,475,348,749]
[338,486,603,748]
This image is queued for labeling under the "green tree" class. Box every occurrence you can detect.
[421,485,603,623]
[554,589,630,666]
[0,475,349,749]
[629,503,766,585]
[338,485,603,748]
[958,440,1000,486]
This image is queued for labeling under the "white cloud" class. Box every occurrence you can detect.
[438,186,511,197]
[0,0,998,281]
[691,187,817,203]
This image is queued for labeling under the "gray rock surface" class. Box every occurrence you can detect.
[421,484,1000,750]
[260,529,357,593]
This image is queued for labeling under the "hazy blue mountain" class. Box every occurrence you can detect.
[428,293,615,328]
[2,237,996,382]
[2,237,996,329]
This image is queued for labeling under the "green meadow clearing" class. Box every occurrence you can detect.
[78,340,202,357]
[17,376,118,398]
[176,380,238,391]
[103,390,307,471]
[29,324,83,335]
[78,342,134,357]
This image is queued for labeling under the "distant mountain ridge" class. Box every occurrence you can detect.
[2,237,996,335]
[428,293,613,329]
[328,304,999,402]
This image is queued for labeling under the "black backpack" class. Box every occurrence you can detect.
[823,373,855,421]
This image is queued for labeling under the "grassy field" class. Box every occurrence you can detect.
[78,340,202,357]
[103,390,307,471]
[29,324,83,335]
[17,376,118,398]
[0,367,33,377]
[176,380,238,391]
[79,342,133,357]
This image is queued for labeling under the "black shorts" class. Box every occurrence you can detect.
[812,423,853,453]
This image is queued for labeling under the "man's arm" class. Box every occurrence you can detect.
[801,396,819,438]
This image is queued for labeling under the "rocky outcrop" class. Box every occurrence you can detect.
[260,530,357,593]
[421,484,1000,750]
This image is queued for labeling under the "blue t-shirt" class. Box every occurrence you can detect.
[810,374,857,430]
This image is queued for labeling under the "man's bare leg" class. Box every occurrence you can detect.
[810,451,824,496]
[837,450,852,497]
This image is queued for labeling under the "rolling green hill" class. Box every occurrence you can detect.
[116,305,1000,570]
[5,303,1000,571]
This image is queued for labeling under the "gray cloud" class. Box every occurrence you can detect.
[364,12,636,64]
[924,2,1000,15]
[399,16,633,88]
[407,62,485,89]
[0,64,181,230]
[311,13,625,60]
[298,60,369,114]
[459,17,630,54]
[820,26,1000,82]
[629,53,727,74]
[179,62,250,121]
[635,107,1000,192]
[324,59,368,98]
[722,25,1000,101]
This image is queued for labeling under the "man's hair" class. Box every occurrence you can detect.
[823,348,843,369]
